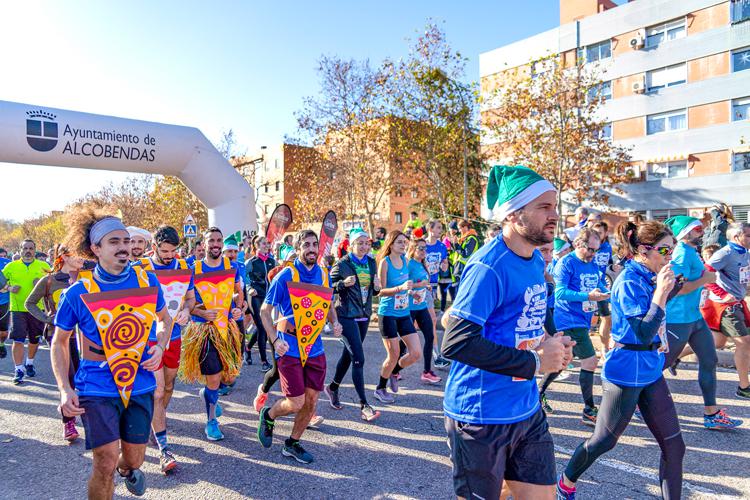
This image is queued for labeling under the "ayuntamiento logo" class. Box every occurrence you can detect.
[26,110,58,152]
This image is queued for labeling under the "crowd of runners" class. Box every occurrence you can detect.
[0,165,748,499]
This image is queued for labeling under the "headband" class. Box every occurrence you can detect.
[90,217,128,245]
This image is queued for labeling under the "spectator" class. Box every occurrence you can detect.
[403,211,424,233]
[564,207,589,242]
[337,232,351,259]
[703,203,734,248]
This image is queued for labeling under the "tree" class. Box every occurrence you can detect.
[484,53,632,224]
[290,56,394,234]
[384,23,485,221]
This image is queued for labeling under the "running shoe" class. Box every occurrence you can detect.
[217,383,232,396]
[160,449,178,474]
[389,375,399,393]
[245,351,253,365]
[12,368,24,385]
[556,475,576,500]
[261,361,272,373]
[282,440,314,464]
[667,359,680,377]
[373,388,395,404]
[433,355,451,370]
[253,384,268,413]
[122,468,146,497]
[25,364,36,378]
[395,373,403,381]
[0,345,6,358]
[540,393,554,414]
[582,406,598,427]
[308,414,324,428]
[257,407,274,447]
[63,420,79,442]
[704,409,743,430]
[205,418,224,441]
[737,385,750,399]
[324,385,342,410]
[420,370,442,384]
[360,404,381,422]
[633,406,643,421]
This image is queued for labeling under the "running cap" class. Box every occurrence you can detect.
[279,246,295,261]
[486,165,556,222]
[664,215,701,241]
[349,228,369,242]
[553,237,570,254]
[223,234,239,251]
[127,226,152,241]
[91,217,128,246]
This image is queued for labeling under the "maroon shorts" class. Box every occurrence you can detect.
[148,338,182,370]
[277,354,326,398]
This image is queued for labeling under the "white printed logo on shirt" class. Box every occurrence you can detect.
[740,265,749,285]
[579,273,599,313]
[513,283,547,381]
[595,251,609,267]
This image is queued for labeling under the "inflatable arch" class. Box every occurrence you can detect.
[0,100,256,235]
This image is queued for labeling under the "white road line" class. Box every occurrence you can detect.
[554,445,740,499]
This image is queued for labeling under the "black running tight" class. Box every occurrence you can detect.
[331,318,369,405]
[564,376,685,499]
[411,308,434,372]
[246,296,269,363]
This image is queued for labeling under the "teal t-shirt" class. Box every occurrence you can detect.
[407,259,430,311]
[666,242,704,324]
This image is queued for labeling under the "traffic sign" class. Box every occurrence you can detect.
[183,224,197,239]
[184,213,195,225]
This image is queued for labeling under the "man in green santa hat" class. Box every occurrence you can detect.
[552,237,571,268]
[441,165,575,500]
[663,215,741,429]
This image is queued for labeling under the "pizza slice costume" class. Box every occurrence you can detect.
[287,267,333,367]
[138,258,193,339]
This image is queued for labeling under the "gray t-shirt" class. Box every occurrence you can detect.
[708,244,750,300]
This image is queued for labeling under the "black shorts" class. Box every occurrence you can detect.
[200,337,224,376]
[79,393,154,450]
[10,311,44,344]
[597,300,611,317]
[445,409,556,498]
[0,303,9,331]
[379,314,417,339]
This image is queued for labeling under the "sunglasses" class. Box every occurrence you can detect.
[416,246,426,251]
[645,245,673,256]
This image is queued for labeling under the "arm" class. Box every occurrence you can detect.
[261,302,288,355]
[678,270,715,296]
[625,303,666,345]
[554,282,590,302]
[377,260,403,296]
[330,261,348,293]
[173,289,196,326]
[141,306,171,371]
[25,276,53,325]
[51,327,84,417]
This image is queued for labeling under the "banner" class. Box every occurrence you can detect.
[265,204,293,247]
[317,210,338,266]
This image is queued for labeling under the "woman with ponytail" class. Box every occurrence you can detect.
[558,220,686,500]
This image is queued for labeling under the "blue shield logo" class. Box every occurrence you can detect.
[26,110,58,152]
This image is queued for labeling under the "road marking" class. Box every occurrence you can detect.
[554,445,740,499]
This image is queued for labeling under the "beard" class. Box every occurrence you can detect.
[208,247,222,259]
[518,213,554,246]
[688,236,702,246]
[131,247,144,258]
[302,251,318,266]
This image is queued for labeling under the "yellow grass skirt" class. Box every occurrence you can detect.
[179,320,242,385]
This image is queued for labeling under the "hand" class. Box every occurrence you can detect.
[403,280,414,291]
[142,344,164,371]
[333,321,343,337]
[656,264,676,296]
[588,289,610,302]
[273,337,289,356]
[343,276,357,287]
[203,309,219,321]
[8,285,20,294]
[535,334,574,373]
[60,388,85,417]
[231,308,242,320]
[174,308,190,326]
[249,288,258,297]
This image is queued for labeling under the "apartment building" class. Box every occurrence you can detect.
[480,0,750,222]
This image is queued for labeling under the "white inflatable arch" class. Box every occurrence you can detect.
[0,100,256,235]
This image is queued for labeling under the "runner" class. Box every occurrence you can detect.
[540,228,609,424]
[563,206,589,242]
[592,222,614,357]
[246,235,276,371]
[404,211,424,233]
[185,240,205,267]
[25,244,83,441]
[424,219,451,370]
[0,248,10,359]
[449,220,479,291]
[222,233,248,394]
[372,226,387,255]
[137,225,197,472]
[441,165,573,500]
[325,228,381,421]
[181,227,244,441]
[373,230,422,404]
[51,208,171,498]
[701,222,750,399]
[127,226,151,261]
[557,220,685,500]
[406,237,441,384]
[256,229,342,464]
[2,239,50,384]
[552,237,571,268]
[336,232,350,259]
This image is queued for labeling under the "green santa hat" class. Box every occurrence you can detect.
[223,234,239,251]
[553,237,570,255]
[664,215,702,241]
[349,228,370,242]
[486,165,556,221]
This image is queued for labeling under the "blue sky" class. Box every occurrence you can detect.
[0,1,559,221]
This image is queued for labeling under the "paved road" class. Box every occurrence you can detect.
[1,331,748,499]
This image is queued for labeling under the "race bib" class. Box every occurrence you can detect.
[699,288,708,308]
[394,292,408,310]
[412,288,427,305]
[513,333,544,381]
[740,265,749,285]
[582,301,597,313]
[360,286,369,305]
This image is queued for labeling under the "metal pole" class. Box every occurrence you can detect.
[462,124,468,219]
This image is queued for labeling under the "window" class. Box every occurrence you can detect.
[651,208,688,221]
[578,40,611,63]
[587,81,612,102]
[646,63,686,91]
[411,188,418,199]
[733,97,750,121]
[646,18,686,48]
[732,0,750,24]
[275,181,280,191]
[395,212,403,224]
[732,47,750,72]
[395,188,403,197]
[264,184,269,193]
[263,205,268,215]
[647,160,688,180]
[599,123,612,141]
[647,109,687,134]
[734,152,750,171]
[274,159,279,169]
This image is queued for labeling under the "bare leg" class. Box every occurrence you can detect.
[88,441,119,500]
[290,388,320,440]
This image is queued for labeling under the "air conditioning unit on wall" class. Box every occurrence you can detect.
[629,29,645,49]
[632,75,646,94]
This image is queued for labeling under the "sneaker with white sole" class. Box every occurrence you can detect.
[420,370,441,384]
[373,388,395,404]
